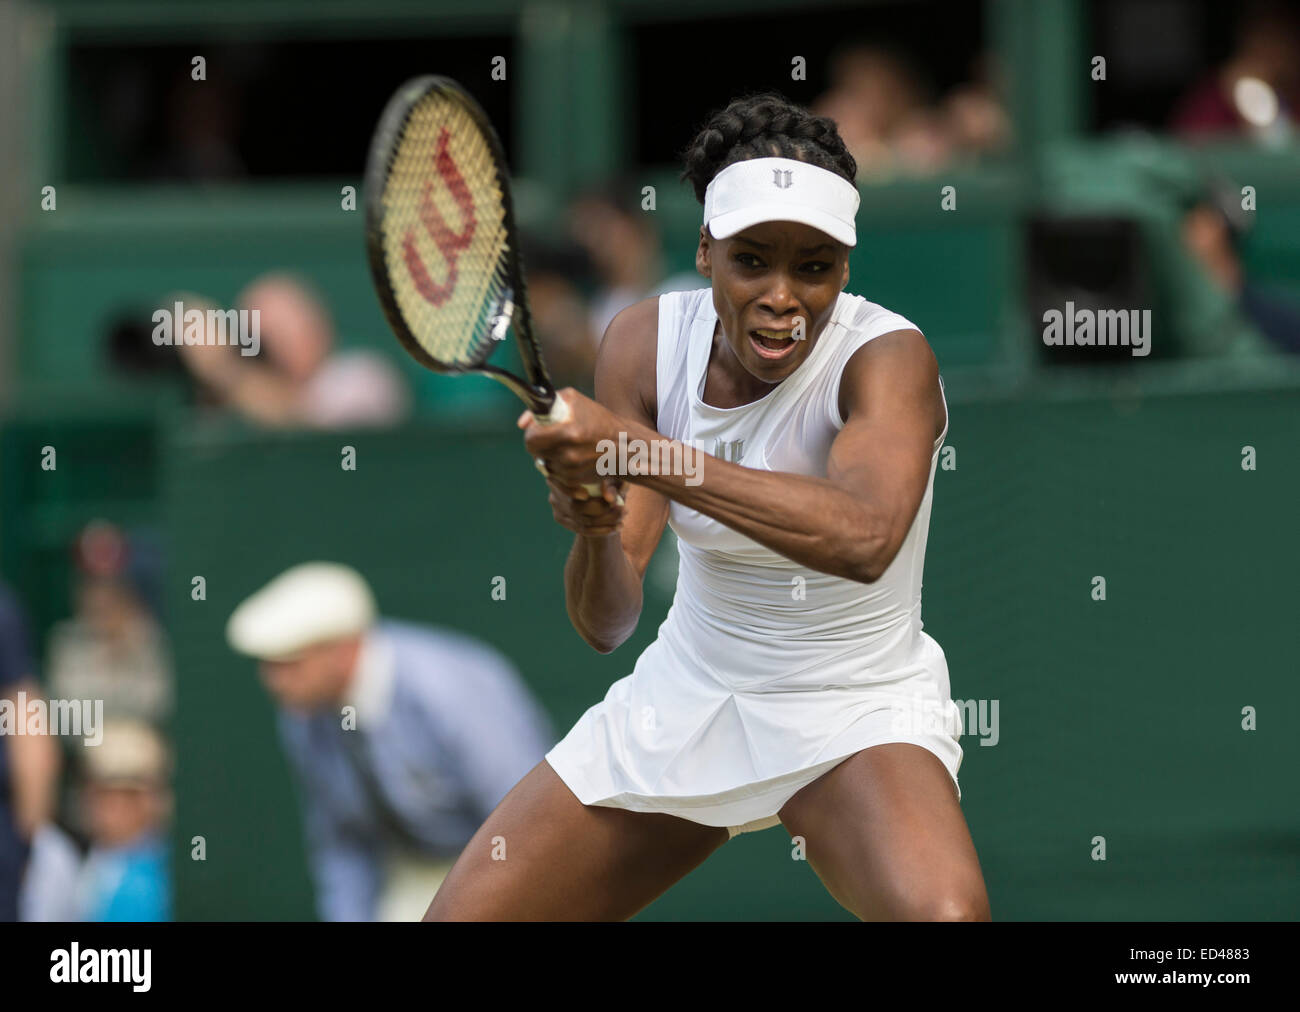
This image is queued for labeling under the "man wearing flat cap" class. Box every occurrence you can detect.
[227,562,554,921]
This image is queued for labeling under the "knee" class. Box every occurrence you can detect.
[423,890,487,922]
[422,893,453,921]
[906,888,990,922]
[852,882,988,922]
[421,875,474,922]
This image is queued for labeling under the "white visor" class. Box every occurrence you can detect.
[703,156,860,248]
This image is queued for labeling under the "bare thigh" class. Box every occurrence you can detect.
[778,742,990,921]
[423,759,730,921]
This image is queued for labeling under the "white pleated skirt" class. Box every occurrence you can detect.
[546,628,964,839]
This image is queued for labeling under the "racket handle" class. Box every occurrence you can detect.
[536,394,572,425]
[534,395,624,506]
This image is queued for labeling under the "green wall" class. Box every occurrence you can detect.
[158,382,1300,920]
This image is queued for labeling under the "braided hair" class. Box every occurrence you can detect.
[679,91,857,206]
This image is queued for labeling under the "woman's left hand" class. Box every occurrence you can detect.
[518,388,621,488]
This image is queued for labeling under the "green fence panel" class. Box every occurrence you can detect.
[164,381,1299,920]
[0,399,165,638]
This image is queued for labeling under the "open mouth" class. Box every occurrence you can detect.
[749,328,798,360]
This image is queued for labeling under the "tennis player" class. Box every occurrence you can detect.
[424,92,990,922]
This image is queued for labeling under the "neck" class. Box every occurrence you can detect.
[705,324,775,408]
[333,635,366,704]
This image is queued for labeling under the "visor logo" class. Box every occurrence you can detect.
[772,169,793,189]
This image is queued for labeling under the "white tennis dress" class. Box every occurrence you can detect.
[545,287,963,838]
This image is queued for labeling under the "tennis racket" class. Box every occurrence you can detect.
[363,75,611,500]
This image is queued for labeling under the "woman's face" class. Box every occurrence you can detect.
[697,218,850,386]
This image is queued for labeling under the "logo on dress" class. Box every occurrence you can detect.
[714,438,745,463]
[772,169,793,189]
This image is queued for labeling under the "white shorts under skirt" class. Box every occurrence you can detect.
[545,631,964,839]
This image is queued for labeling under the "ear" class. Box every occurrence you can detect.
[696,226,713,278]
[840,256,850,290]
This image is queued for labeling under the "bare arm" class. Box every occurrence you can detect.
[629,329,941,582]
[528,328,944,585]
[5,678,61,838]
[171,295,303,426]
[180,343,306,426]
[521,298,669,653]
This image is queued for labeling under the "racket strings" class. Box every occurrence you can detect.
[379,96,514,368]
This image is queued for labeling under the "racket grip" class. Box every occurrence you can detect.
[534,395,624,506]
[536,394,572,425]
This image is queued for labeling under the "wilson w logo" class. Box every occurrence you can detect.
[402,126,476,306]
[772,169,792,188]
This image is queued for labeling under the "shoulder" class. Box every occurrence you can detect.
[317,349,405,386]
[594,294,662,424]
[840,326,936,394]
[836,293,920,340]
[844,328,937,387]
[381,620,516,683]
[382,622,538,729]
[306,350,409,423]
[835,298,939,427]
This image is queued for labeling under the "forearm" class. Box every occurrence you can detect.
[618,418,891,583]
[220,372,304,427]
[186,350,303,426]
[10,707,60,837]
[564,532,644,653]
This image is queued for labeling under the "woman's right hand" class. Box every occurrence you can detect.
[544,474,627,538]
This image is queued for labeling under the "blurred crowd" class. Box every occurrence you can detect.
[1,531,554,922]
[1169,1,1300,142]
[2,522,173,921]
[91,14,1300,423]
[109,271,412,429]
[811,47,1012,179]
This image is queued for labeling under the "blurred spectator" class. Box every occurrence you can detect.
[21,720,172,921]
[520,232,602,393]
[0,581,60,921]
[567,180,702,350]
[812,45,1011,178]
[1170,1,1300,142]
[1181,179,1300,353]
[812,45,932,177]
[178,272,410,428]
[939,53,1013,160]
[46,521,173,738]
[226,562,554,921]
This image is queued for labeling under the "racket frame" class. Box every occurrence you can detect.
[363,74,561,418]
[365,74,617,501]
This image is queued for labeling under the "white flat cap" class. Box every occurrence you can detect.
[227,562,376,660]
